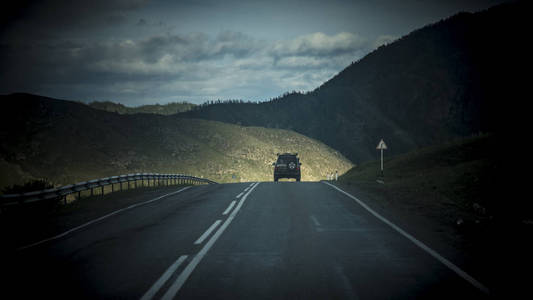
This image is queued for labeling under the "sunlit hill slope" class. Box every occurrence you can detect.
[0,93,352,191]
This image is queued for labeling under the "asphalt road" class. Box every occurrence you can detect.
[4,182,489,299]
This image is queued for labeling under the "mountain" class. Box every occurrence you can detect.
[0,93,352,191]
[178,1,530,164]
[89,101,196,115]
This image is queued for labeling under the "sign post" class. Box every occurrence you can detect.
[376,139,388,177]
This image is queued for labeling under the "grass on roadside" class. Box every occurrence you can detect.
[339,133,530,223]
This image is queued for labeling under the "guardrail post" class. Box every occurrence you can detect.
[101,186,104,197]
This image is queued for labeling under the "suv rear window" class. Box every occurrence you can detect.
[277,156,297,164]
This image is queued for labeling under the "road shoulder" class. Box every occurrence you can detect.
[328,180,532,298]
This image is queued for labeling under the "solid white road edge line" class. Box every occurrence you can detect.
[194,220,222,245]
[160,182,261,300]
[18,186,192,251]
[140,255,188,300]
[322,181,490,295]
[222,200,236,215]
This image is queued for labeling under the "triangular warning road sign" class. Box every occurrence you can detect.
[376,139,388,150]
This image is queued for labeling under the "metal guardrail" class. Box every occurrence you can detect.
[0,173,217,206]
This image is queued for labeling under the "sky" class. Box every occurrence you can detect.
[0,0,511,106]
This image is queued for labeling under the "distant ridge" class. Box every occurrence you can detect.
[89,100,196,115]
[178,1,530,163]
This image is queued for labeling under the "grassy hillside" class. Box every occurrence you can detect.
[336,134,532,296]
[179,1,529,164]
[0,94,352,192]
[339,134,530,222]
[89,101,196,115]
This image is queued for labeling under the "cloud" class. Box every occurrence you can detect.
[373,34,398,48]
[136,18,148,26]
[1,0,150,41]
[270,32,368,58]
[0,30,386,104]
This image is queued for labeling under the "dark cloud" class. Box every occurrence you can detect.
[136,18,148,26]
[270,32,368,58]
[105,14,129,26]
[1,0,149,41]
[0,28,389,104]
[212,31,262,58]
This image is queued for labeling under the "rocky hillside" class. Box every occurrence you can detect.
[0,93,352,191]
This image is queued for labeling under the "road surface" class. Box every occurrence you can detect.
[4,182,488,299]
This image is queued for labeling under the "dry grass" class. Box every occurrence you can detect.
[0,95,353,191]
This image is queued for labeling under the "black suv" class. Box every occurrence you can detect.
[273,153,301,182]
